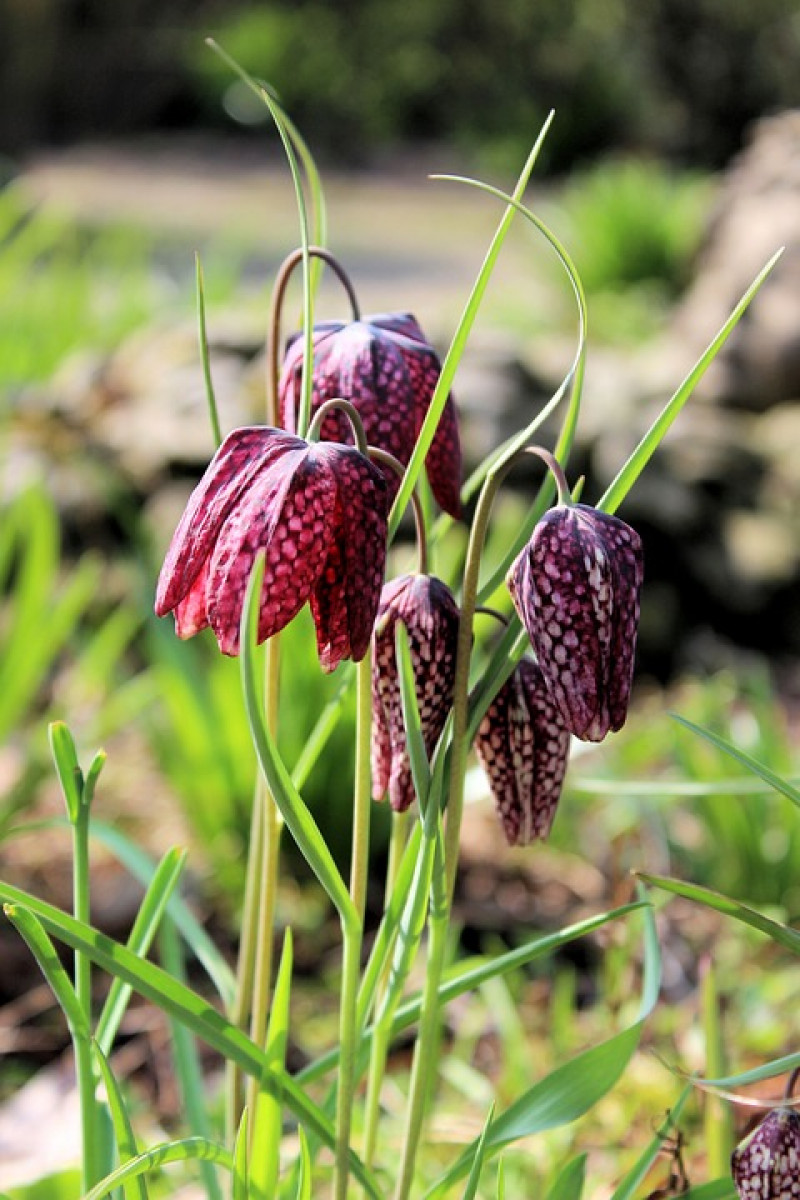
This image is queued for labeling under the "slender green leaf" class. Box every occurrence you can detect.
[195,252,222,449]
[681,1182,737,1200]
[3,904,89,1039]
[356,820,424,1029]
[240,556,355,925]
[48,722,83,824]
[609,1084,691,1200]
[232,1110,249,1200]
[638,872,800,955]
[462,1105,495,1200]
[701,961,734,1176]
[699,1048,800,1091]
[598,249,783,514]
[206,40,315,437]
[546,1152,587,1200]
[0,878,381,1199]
[671,714,800,811]
[294,1127,313,1200]
[251,929,293,1200]
[96,847,187,1055]
[388,114,555,539]
[82,1138,234,1200]
[92,1041,148,1200]
[395,622,430,808]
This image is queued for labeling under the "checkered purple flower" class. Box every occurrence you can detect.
[474,658,571,845]
[154,425,388,670]
[732,1106,800,1198]
[371,574,460,812]
[278,312,462,518]
[507,504,644,742]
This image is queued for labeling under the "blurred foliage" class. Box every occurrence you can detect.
[1,0,799,172]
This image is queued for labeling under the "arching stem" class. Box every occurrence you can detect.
[526,444,573,506]
[368,447,429,575]
[307,397,369,456]
[266,246,361,425]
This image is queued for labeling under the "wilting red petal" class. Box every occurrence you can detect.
[370,574,460,812]
[207,447,336,655]
[507,504,643,742]
[475,659,570,845]
[732,1107,800,1199]
[155,426,301,615]
[308,443,388,671]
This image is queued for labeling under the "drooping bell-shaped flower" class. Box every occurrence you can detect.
[155,425,388,669]
[732,1106,800,1198]
[371,573,460,812]
[278,312,462,518]
[507,503,643,742]
[474,658,571,845]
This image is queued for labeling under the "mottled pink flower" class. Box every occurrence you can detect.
[474,658,570,845]
[507,504,643,742]
[371,574,460,812]
[732,1107,800,1199]
[278,312,462,518]
[155,425,388,669]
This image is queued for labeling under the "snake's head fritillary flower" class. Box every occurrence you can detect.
[507,504,644,742]
[474,658,570,845]
[154,425,388,670]
[732,1107,800,1199]
[371,573,460,812]
[278,312,462,518]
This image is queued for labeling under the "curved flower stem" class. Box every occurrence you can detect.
[266,246,361,425]
[526,444,573,506]
[369,447,429,575]
[785,1067,800,1103]
[333,653,373,1200]
[307,397,370,456]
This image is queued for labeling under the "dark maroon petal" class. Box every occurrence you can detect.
[370,574,460,811]
[732,1107,800,1198]
[155,426,302,615]
[475,659,570,845]
[278,314,462,517]
[370,312,429,344]
[279,324,344,436]
[207,447,336,655]
[308,443,388,671]
[507,504,643,742]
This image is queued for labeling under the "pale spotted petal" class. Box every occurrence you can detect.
[474,659,570,845]
[507,504,643,742]
[732,1107,800,1199]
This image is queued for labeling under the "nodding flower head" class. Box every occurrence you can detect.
[507,504,643,742]
[732,1106,800,1199]
[154,425,388,670]
[371,573,460,813]
[474,658,570,845]
[278,312,462,518]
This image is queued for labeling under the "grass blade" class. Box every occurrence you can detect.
[240,556,354,924]
[92,1041,149,1200]
[195,252,222,448]
[546,1152,587,1200]
[250,929,293,1199]
[82,1138,234,1200]
[388,113,555,539]
[671,713,800,811]
[598,249,783,515]
[638,872,800,955]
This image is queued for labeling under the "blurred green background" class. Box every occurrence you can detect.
[1,0,799,170]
